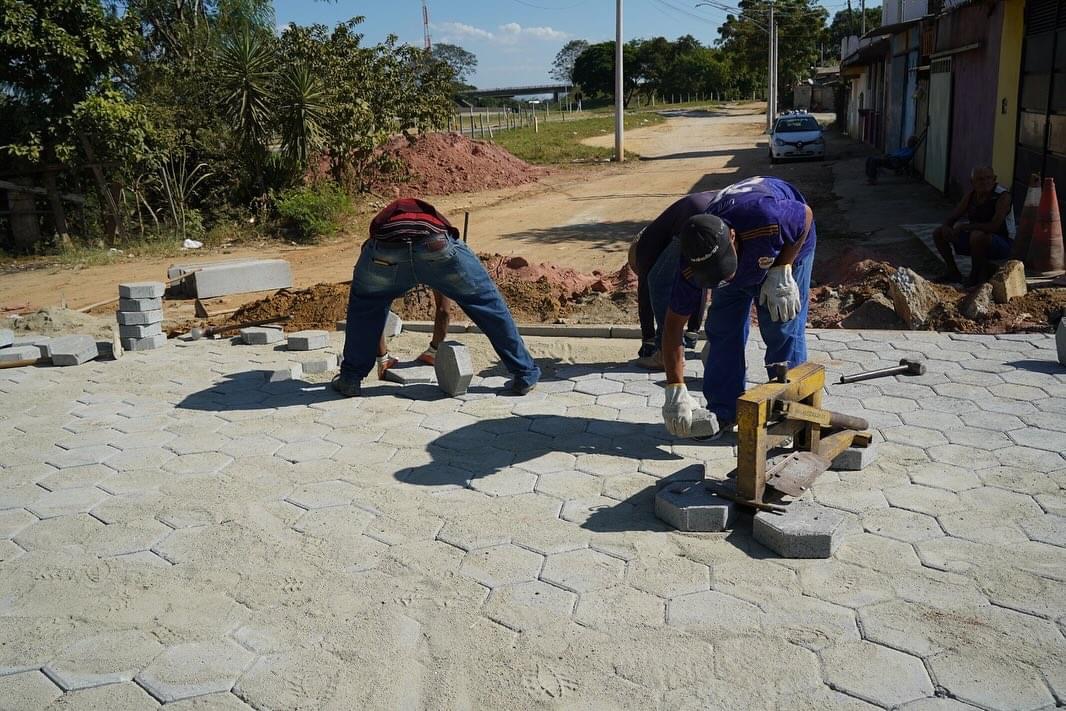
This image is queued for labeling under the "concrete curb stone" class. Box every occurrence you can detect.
[118,282,165,299]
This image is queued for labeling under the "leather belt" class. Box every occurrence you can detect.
[373,235,450,251]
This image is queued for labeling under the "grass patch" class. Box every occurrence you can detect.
[494,112,666,164]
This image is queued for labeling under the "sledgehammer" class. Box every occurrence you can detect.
[189,315,290,341]
[839,358,926,384]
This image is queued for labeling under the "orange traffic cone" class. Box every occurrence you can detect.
[1029,177,1065,277]
[1011,173,1040,261]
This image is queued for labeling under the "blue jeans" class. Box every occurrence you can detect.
[703,242,815,423]
[647,237,681,348]
[340,236,541,387]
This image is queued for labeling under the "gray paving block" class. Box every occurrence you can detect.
[831,443,878,471]
[383,310,402,338]
[610,325,643,339]
[118,297,162,312]
[300,354,337,374]
[1057,319,1065,366]
[0,328,11,348]
[753,501,847,558]
[384,362,436,385]
[118,322,163,339]
[286,330,329,351]
[118,281,165,299]
[434,341,473,396]
[241,326,284,345]
[187,259,292,298]
[0,344,42,363]
[122,333,167,351]
[265,363,302,382]
[11,335,52,358]
[116,310,163,326]
[49,335,98,366]
[655,481,736,532]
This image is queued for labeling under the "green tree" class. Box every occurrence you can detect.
[430,42,477,85]
[717,0,828,91]
[572,41,640,106]
[550,39,589,83]
[825,7,882,57]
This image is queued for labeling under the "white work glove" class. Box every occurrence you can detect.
[662,384,695,437]
[759,264,801,322]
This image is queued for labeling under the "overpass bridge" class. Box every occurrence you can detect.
[463,83,573,101]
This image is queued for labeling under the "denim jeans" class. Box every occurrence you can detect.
[340,236,541,387]
[646,237,682,348]
[703,234,815,423]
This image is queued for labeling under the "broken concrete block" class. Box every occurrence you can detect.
[265,363,303,382]
[655,481,737,532]
[241,326,284,345]
[888,267,937,330]
[434,341,473,396]
[184,259,293,299]
[117,310,163,326]
[96,327,123,361]
[990,259,1027,303]
[0,329,12,348]
[1057,319,1066,367]
[10,336,52,359]
[118,297,162,312]
[0,345,42,364]
[118,282,165,299]
[959,283,994,320]
[300,354,338,374]
[287,330,329,351]
[121,333,167,351]
[831,443,878,471]
[841,294,903,329]
[49,335,99,366]
[119,322,163,339]
[753,501,847,558]
[687,408,719,438]
[382,311,402,339]
[383,363,436,385]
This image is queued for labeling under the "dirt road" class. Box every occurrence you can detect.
[0,104,875,315]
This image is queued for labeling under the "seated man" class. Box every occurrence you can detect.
[933,166,1014,286]
[334,198,540,397]
[865,136,919,185]
[629,192,716,368]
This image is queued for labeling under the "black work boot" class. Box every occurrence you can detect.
[331,375,362,398]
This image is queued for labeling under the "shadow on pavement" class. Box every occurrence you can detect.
[497,219,646,252]
[1007,359,1066,374]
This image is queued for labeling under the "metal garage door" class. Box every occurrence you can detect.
[926,57,953,192]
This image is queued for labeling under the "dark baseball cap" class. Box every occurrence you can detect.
[680,214,736,287]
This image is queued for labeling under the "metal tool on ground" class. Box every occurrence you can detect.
[839,357,926,384]
[189,315,289,341]
[194,299,241,319]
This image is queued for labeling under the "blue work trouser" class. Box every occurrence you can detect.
[340,236,541,388]
[703,243,814,423]
[647,237,682,348]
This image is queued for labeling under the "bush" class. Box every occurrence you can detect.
[274,183,349,241]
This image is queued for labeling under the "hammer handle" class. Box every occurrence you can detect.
[207,315,290,337]
[839,365,908,384]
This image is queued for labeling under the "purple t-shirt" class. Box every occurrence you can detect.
[669,176,814,316]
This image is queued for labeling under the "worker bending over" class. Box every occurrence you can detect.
[660,176,816,438]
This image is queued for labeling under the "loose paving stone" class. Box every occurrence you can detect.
[831,443,877,471]
[0,344,42,363]
[118,296,162,312]
[300,354,338,375]
[49,335,99,366]
[383,363,436,385]
[122,333,167,351]
[240,326,284,345]
[434,341,474,396]
[116,309,164,326]
[119,281,165,299]
[135,640,253,703]
[753,502,847,558]
[286,330,329,351]
[382,310,402,338]
[0,328,12,347]
[655,481,736,532]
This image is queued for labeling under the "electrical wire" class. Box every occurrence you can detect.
[506,0,586,9]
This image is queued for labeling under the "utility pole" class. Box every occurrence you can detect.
[860,0,866,36]
[422,0,431,50]
[767,1,775,132]
[615,0,624,162]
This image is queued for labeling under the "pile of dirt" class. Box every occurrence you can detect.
[371,132,546,196]
[3,308,112,339]
[810,260,1066,333]
[224,254,639,331]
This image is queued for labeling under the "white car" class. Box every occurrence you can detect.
[770,112,825,163]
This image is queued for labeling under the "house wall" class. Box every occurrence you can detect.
[991,0,1025,183]
[937,4,1005,197]
[846,72,869,138]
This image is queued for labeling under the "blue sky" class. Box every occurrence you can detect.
[273,0,865,88]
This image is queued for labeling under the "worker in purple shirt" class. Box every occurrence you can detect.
[659,176,816,438]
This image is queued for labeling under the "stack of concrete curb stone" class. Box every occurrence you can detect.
[117,282,167,351]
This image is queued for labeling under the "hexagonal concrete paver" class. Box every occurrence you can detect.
[821,641,934,707]
[927,649,1054,711]
[459,544,543,588]
[540,548,625,593]
[0,670,61,707]
[135,640,254,703]
[483,580,576,632]
[46,629,163,690]
[284,480,361,510]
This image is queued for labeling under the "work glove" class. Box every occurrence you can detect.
[662,384,695,437]
[759,264,801,322]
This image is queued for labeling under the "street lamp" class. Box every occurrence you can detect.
[695,1,777,132]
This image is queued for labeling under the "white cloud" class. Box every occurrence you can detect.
[433,20,568,45]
